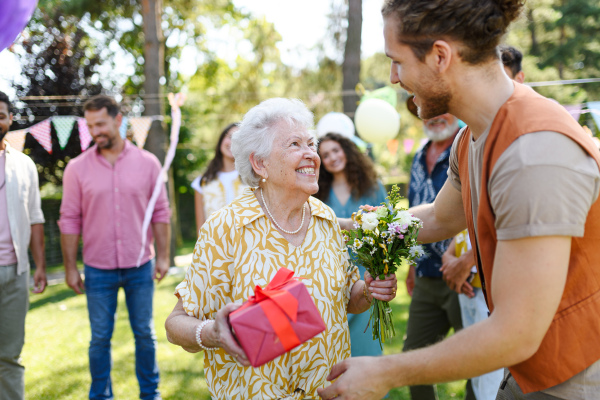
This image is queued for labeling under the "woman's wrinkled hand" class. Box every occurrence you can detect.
[209,303,251,367]
[364,271,398,302]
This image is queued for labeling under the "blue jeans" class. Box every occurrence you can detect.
[84,261,160,400]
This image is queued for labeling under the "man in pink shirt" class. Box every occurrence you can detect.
[59,95,170,400]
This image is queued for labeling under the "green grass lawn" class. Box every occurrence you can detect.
[24,266,468,399]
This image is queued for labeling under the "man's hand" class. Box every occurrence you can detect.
[65,267,85,294]
[32,268,47,294]
[317,357,392,400]
[338,217,354,231]
[405,264,415,297]
[440,253,474,297]
[154,258,169,282]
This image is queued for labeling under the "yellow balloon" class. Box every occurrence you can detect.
[354,98,400,144]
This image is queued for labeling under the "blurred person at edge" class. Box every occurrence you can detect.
[59,95,171,400]
[190,123,248,234]
[0,90,46,400]
[319,0,600,399]
[165,98,398,400]
[315,132,388,359]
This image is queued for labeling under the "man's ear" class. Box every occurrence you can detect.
[8,113,13,128]
[514,71,525,84]
[427,40,453,73]
[249,153,268,180]
[115,112,123,128]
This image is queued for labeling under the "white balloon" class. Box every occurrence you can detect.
[316,112,355,139]
[354,98,400,144]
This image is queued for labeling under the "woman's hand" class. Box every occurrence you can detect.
[204,303,251,367]
[365,271,398,302]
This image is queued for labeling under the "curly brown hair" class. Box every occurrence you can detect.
[382,0,524,65]
[315,133,379,202]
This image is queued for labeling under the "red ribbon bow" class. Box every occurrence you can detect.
[240,267,301,351]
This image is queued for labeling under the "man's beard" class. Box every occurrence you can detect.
[0,129,7,144]
[415,69,452,120]
[423,119,459,142]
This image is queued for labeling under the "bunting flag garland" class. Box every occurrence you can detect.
[77,118,93,151]
[29,119,53,153]
[129,117,153,149]
[52,116,77,149]
[119,117,129,139]
[5,129,27,151]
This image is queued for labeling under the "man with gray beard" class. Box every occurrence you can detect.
[404,97,474,400]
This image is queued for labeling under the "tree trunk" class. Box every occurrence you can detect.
[342,0,362,117]
[141,0,178,266]
[141,0,165,160]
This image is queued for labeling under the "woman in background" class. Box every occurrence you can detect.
[316,132,388,357]
[191,123,248,233]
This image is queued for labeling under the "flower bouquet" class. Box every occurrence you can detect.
[343,185,423,347]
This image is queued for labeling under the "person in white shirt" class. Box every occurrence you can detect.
[0,90,46,400]
[190,123,248,233]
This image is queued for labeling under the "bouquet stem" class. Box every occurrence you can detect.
[368,298,396,349]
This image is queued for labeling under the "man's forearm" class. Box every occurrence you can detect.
[380,313,531,389]
[152,222,171,262]
[61,233,80,272]
[30,224,46,271]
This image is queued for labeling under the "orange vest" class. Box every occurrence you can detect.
[457,83,600,393]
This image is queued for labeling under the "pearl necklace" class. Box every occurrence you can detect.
[260,188,306,235]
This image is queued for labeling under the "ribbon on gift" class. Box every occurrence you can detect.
[239,268,301,351]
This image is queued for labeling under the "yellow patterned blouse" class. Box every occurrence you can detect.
[176,188,360,400]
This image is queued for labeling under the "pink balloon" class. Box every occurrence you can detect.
[0,0,38,53]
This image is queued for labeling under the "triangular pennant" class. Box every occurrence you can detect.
[403,138,414,154]
[52,116,76,149]
[4,129,27,151]
[78,118,93,151]
[587,102,600,132]
[119,117,129,139]
[29,119,53,154]
[129,117,153,149]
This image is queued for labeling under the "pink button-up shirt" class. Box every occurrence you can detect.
[59,141,170,269]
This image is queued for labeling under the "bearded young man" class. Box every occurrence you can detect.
[319,1,600,399]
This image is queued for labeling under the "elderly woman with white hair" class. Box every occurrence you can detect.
[165,98,397,400]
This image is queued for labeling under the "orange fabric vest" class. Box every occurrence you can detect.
[457,83,600,393]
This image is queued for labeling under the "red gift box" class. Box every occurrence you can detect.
[229,267,326,368]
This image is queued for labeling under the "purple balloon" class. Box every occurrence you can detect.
[0,0,39,53]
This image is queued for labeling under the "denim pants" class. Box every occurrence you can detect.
[84,260,160,400]
[0,264,28,400]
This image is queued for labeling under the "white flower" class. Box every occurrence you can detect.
[409,245,425,258]
[362,212,379,231]
[393,210,413,228]
[375,207,388,219]
[353,239,362,249]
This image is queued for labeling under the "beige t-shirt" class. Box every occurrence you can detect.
[448,130,600,241]
[448,129,600,398]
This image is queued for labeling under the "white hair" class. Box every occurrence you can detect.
[231,98,314,187]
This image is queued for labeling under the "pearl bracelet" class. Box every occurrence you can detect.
[195,320,218,351]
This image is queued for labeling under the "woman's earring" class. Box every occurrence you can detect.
[261,178,267,183]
